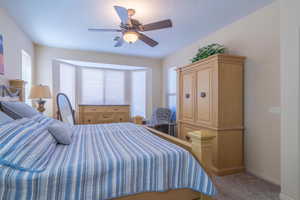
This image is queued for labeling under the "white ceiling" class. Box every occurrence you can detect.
[1,0,273,58]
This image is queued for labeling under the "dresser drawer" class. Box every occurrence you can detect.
[114,113,130,122]
[83,113,99,124]
[83,113,114,124]
[108,106,130,113]
[82,106,129,113]
[98,113,114,121]
[82,106,108,113]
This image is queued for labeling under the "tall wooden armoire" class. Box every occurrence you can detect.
[177,54,246,176]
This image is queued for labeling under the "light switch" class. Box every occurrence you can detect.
[269,107,281,114]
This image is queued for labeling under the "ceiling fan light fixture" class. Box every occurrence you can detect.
[123,31,139,43]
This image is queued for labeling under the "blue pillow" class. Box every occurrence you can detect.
[0,111,13,125]
[1,102,39,119]
[48,121,73,145]
[0,118,57,172]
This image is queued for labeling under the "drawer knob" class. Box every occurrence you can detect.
[200,92,206,98]
[185,93,190,99]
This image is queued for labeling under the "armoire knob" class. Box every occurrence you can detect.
[200,92,206,98]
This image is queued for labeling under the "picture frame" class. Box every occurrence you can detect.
[0,35,4,75]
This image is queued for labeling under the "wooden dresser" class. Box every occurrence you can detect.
[78,105,130,124]
[177,54,246,176]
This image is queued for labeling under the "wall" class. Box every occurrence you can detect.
[279,0,300,199]
[34,45,163,117]
[0,7,34,80]
[162,2,280,184]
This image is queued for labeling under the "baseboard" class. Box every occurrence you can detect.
[212,166,245,176]
[280,193,296,200]
[245,169,280,185]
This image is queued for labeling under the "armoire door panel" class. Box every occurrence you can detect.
[181,72,195,121]
[196,68,213,124]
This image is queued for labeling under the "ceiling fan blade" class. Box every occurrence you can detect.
[88,28,122,32]
[114,6,129,24]
[137,32,158,47]
[140,19,172,31]
[114,37,124,47]
[113,36,121,41]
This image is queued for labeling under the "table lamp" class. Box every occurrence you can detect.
[29,85,52,113]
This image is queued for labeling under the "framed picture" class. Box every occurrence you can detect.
[0,35,4,74]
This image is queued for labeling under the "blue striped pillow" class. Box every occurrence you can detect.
[0,101,39,119]
[0,118,57,172]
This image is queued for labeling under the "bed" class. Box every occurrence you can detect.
[0,80,217,200]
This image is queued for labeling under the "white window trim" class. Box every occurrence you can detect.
[166,67,177,108]
[21,50,32,104]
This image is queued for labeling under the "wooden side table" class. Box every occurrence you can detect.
[132,116,145,125]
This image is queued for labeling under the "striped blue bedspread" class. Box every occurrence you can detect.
[0,117,216,200]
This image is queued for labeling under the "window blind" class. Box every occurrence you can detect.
[81,68,104,105]
[105,70,125,105]
[131,71,146,117]
[59,64,76,107]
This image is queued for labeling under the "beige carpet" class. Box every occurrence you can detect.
[214,173,280,200]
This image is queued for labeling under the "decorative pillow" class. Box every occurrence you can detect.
[47,120,73,145]
[31,114,54,125]
[0,118,57,172]
[0,111,13,125]
[1,101,39,119]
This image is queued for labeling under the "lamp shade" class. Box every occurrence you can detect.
[29,85,52,99]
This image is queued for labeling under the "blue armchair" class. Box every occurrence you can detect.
[147,107,175,134]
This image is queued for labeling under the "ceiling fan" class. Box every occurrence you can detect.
[88,6,173,47]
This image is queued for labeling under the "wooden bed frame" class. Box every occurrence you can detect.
[116,127,216,200]
[0,79,26,102]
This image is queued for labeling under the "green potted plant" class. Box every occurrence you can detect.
[191,43,226,63]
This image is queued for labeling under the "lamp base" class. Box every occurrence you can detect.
[36,99,46,113]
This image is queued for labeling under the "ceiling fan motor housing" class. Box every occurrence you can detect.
[127,9,136,17]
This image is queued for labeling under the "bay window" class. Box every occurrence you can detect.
[57,63,146,117]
